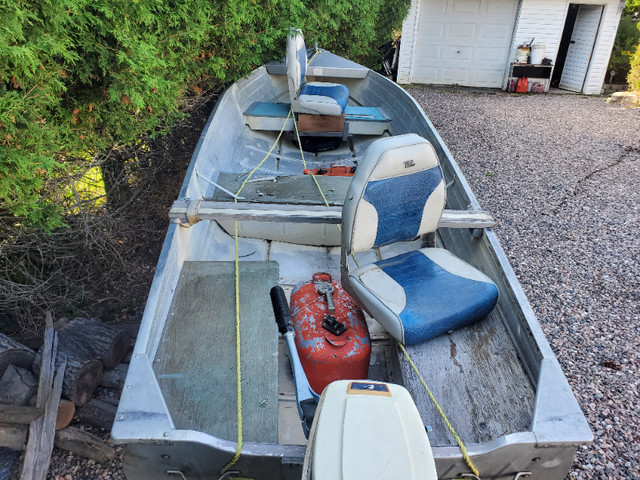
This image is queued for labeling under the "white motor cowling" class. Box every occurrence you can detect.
[302,380,438,480]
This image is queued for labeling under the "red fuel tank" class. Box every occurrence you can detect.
[290,272,371,395]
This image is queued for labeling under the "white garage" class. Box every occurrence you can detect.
[397,0,625,94]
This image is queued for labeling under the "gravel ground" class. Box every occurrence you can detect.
[40,89,639,480]
[408,87,640,480]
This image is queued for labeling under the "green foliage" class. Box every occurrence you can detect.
[624,0,640,15]
[609,15,640,84]
[0,0,410,228]
[628,42,640,90]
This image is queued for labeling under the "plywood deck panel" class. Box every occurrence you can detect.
[153,261,279,443]
[399,310,535,446]
[213,173,352,206]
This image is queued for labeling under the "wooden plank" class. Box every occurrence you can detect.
[0,425,27,450]
[21,312,66,480]
[153,261,279,443]
[0,405,43,425]
[212,173,352,206]
[398,311,535,446]
[298,113,345,133]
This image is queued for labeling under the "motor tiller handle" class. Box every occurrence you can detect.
[270,286,293,335]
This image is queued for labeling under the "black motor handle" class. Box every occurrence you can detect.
[270,286,293,335]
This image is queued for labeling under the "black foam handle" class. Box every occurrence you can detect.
[270,286,292,335]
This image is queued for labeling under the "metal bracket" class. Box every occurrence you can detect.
[217,471,242,480]
[166,470,187,480]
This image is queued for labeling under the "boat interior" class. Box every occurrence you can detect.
[114,29,591,480]
[151,32,537,449]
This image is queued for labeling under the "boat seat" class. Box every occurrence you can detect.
[287,28,349,116]
[340,134,499,345]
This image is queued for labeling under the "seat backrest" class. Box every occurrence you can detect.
[286,28,306,105]
[342,134,446,255]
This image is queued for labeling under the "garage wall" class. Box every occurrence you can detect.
[397,0,422,83]
[510,0,624,94]
[508,0,567,68]
[399,0,624,94]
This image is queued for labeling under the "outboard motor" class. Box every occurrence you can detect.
[270,286,438,480]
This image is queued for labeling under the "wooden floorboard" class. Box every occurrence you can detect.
[398,310,535,446]
[153,261,279,443]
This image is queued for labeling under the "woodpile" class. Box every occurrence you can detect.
[0,313,137,477]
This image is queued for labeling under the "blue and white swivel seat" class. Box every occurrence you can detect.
[341,134,499,345]
[286,28,349,116]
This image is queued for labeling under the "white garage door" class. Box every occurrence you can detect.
[411,0,519,87]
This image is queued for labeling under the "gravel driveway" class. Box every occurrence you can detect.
[408,87,640,480]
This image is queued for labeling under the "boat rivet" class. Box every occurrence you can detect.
[117,414,125,421]
[161,454,171,459]
[163,432,170,437]
[135,354,141,359]
[126,385,131,389]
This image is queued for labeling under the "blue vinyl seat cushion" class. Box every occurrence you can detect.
[299,82,349,115]
[347,248,498,345]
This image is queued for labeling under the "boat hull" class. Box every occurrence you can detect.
[112,52,591,480]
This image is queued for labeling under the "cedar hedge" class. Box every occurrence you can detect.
[1,0,409,229]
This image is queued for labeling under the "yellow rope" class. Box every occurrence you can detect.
[219,110,291,478]
[398,343,480,477]
[308,47,321,65]
[291,108,331,207]
[290,107,359,270]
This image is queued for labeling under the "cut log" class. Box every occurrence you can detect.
[23,397,74,431]
[98,363,128,390]
[111,321,141,340]
[0,334,35,379]
[55,400,75,431]
[0,405,42,425]
[0,425,27,450]
[33,329,103,407]
[75,398,117,431]
[54,427,116,463]
[59,318,130,370]
[94,394,119,407]
[0,446,21,480]
[0,365,37,406]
